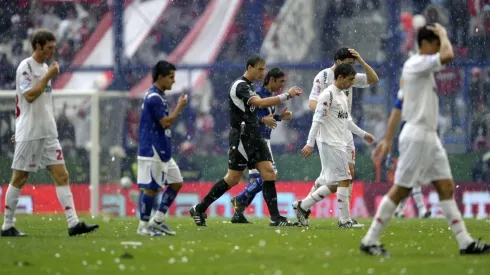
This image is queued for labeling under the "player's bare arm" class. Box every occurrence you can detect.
[347,118,375,144]
[159,94,187,128]
[261,114,277,129]
[372,108,402,161]
[426,23,454,64]
[349,49,379,84]
[308,99,317,112]
[23,61,59,103]
[279,107,292,120]
[249,86,302,108]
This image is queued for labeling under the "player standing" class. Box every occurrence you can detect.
[229,68,293,224]
[189,54,302,226]
[385,83,431,219]
[296,48,378,226]
[136,61,187,236]
[361,23,490,256]
[298,64,363,228]
[1,29,98,237]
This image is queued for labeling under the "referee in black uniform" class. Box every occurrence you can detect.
[189,54,302,226]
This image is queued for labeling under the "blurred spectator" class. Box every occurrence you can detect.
[446,0,469,48]
[472,140,490,183]
[469,67,483,112]
[177,141,202,181]
[0,54,15,89]
[471,103,489,148]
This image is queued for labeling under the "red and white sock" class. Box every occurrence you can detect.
[362,196,396,245]
[337,187,350,223]
[439,199,473,249]
[56,185,80,228]
[2,184,21,231]
[302,185,332,210]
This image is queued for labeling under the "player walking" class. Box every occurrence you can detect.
[295,48,378,227]
[297,64,370,228]
[136,61,187,236]
[361,24,490,256]
[189,54,302,226]
[229,68,293,224]
[1,29,98,237]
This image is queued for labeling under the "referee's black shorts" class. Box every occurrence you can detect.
[228,127,272,171]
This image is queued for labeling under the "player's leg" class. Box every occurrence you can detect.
[393,196,408,218]
[430,139,489,254]
[411,186,430,218]
[230,171,262,224]
[136,159,165,236]
[149,158,183,235]
[45,138,98,236]
[2,139,44,237]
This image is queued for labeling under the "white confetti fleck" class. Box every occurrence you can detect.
[259,240,266,247]
[181,256,188,263]
[101,248,106,252]
[55,253,60,258]
[368,268,375,274]
[168,258,176,264]
[234,245,240,250]
[468,269,474,274]
[97,260,102,265]
[114,258,120,263]
[275,229,281,234]
[118,264,125,270]
[82,260,87,266]
[169,245,174,251]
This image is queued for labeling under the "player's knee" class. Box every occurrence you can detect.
[387,185,412,204]
[142,188,158,196]
[54,169,69,186]
[224,174,241,186]
[434,180,454,200]
[11,170,29,188]
[170,182,183,192]
[260,168,276,181]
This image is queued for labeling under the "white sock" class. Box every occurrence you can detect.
[56,185,80,228]
[362,196,396,245]
[2,184,21,230]
[337,187,350,223]
[302,185,332,210]
[439,199,473,249]
[308,178,321,196]
[154,210,166,222]
[347,183,353,201]
[411,188,427,216]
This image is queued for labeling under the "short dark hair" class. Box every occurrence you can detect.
[417,24,440,47]
[31,29,56,50]
[246,53,265,70]
[333,47,355,61]
[334,63,356,80]
[152,60,176,82]
[263,67,285,86]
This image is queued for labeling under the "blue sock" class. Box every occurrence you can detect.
[157,186,178,214]
[139,192,155,222]
[237,175,263,205]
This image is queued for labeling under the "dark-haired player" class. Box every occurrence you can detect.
[136,60,187,236]
[363,23,490,256]
[229,68,293,224]
[189,54,302,227]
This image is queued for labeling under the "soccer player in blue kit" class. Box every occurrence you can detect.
[136,61,188,236]
[229,68,293,223]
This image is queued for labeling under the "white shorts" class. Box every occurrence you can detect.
[316,141,352,186]
[345,131,356,164]
[249,139,276,176]
[395,124,453,188]
[137,158,183,189]
[11,138,65,172]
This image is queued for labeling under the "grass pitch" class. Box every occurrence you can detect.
[0,216,489,275]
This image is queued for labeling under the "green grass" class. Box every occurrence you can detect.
[1,216,490,275]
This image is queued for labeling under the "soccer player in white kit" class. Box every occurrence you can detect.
[1,29,99,237]
[361,24,490,256]
[295,48,377,227]
[298,64,369,228]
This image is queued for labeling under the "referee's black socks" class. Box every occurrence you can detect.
[195,179,230,213]
[262,180,280,218]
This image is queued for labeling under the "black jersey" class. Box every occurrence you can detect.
[228,76,259,128]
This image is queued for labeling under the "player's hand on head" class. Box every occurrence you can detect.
[280,107,293,120]
[348,49,362,61]
[371,139,391,162]
[48,61,60,78]
[262,114,277,129]
[288,86,303,98]
[427,23,447,37]
[363,132,375,144]
[178,94,188,107]
[301,145,313,159]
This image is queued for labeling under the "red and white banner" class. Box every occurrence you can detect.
[1,182,489,219]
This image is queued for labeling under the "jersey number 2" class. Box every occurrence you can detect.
[56,149,63,160]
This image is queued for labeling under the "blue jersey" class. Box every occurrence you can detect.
[138,86,172,162]
[257,86,281,139]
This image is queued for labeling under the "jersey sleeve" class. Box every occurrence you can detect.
[236,82,259,105]
[411,53,444,74]
[313,90,332,122]
[17,64,34,94]
[353,73,370,88]
[309,71,324,101]
[146,94,167,122]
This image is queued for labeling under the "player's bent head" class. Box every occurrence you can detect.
[417,24,441,53]
[334,63,356,89]
[263,67,285,92]
[334,47,356,65]
[152,60,177,90]
[31,29,56,59]
[246,53,266,80]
